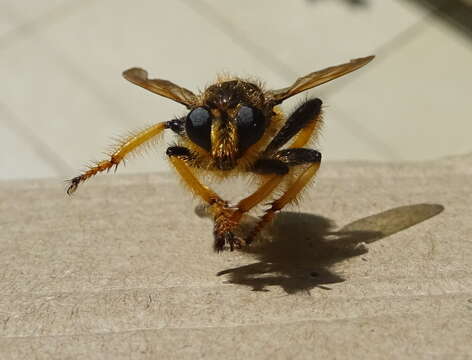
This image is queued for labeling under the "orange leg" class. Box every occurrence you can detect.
[167,152,235,251]
[168,150,287,251]
[222,173,287,250]
[245,100,322,241]
[168,155,224,207]
[229,174,286,224]
[290,111,322,149]
[168,147,318,251]
[67,122,167,194]
[247,161,321,244]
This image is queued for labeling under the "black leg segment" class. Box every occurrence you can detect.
[264,98,322,155]
[166,146,193,158]
[273,148,322,166]
[252,158,289,175]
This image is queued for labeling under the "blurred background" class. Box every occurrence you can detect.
[1,0,471,180]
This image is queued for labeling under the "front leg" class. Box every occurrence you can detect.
[167,146,223,206]
[167,146,238,251]
[67,121,169,194]
[168,146,291,251]
[210,160,289,250]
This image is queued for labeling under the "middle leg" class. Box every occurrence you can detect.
[167,146,233,250]
[247,148,322,245]
[167,146,286,251]
[217,170,288,251]
[212,98,323,250]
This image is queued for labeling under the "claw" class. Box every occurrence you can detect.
[232,236,246,250]
[213,231,230,252]
[66,176,81,195]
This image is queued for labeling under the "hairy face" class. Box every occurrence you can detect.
[185,80,269,170]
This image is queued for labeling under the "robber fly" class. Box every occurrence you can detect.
[67,55,374,251]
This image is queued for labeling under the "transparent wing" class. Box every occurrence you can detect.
[267,55,375,103]
[123,67,197,108]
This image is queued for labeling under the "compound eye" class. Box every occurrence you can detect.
[236,106,266,153]
[185,107,212,151]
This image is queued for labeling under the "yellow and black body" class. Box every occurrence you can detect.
[67,56,374,251]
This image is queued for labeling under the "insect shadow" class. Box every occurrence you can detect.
[217,203,444,293]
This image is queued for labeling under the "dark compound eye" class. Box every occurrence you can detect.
[236,106,266,153]
[185,107,212,151]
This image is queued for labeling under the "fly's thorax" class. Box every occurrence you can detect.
[203,79,266,110]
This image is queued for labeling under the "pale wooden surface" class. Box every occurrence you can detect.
[0,155,471,359]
